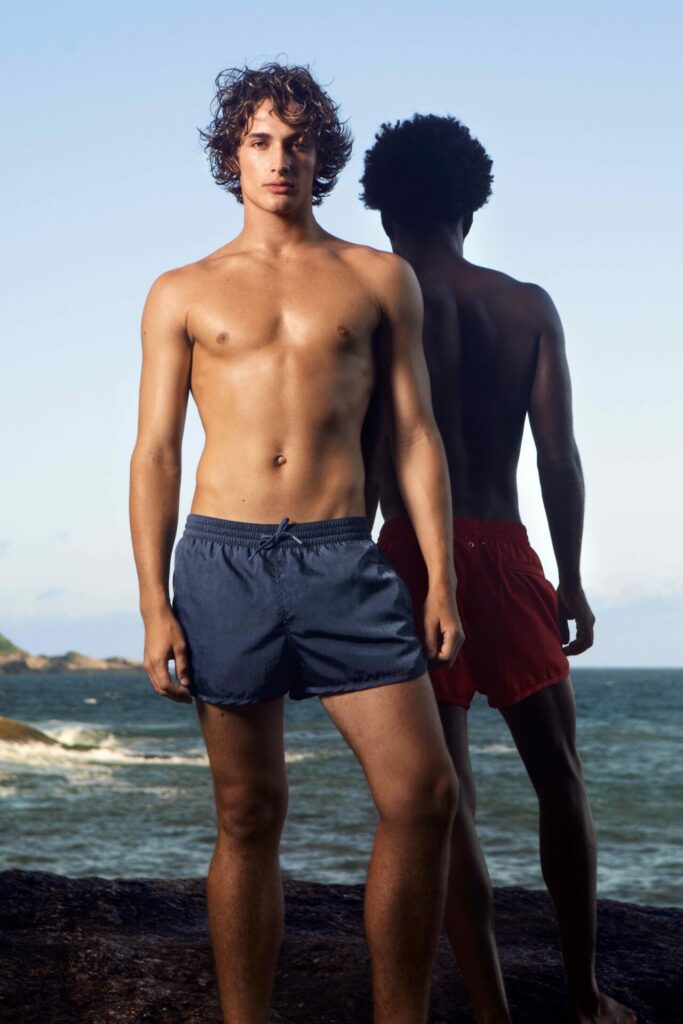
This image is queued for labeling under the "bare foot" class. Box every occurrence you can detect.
[572,992,637,1024]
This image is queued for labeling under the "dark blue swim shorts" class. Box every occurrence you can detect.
[171,513,428,705]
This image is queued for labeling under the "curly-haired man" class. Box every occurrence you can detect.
[362,114,635,1024]
[130,67,464,1024]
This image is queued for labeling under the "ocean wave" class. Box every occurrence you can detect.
[0,718,317,770]
[0,738,208,768]
[0,715,317,770]
[474,743,516,755]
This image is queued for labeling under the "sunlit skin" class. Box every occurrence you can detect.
[129,100,464,1024]
[371,213,636,1024]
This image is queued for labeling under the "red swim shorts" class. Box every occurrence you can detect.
[377,516,570,709]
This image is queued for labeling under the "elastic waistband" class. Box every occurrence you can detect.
[379,515,528,543]
[183,513,372,546]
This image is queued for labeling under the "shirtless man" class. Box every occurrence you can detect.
[361,115,636,1024]
[129,67,464,1024]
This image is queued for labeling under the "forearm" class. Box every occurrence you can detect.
[394,430,455,588]
[538,447,585,588]
[129,449,182,618]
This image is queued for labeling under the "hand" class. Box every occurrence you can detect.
[557,583,595,656]
[142,608,193,704]
[423,582,465,667]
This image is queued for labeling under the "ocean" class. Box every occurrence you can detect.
[1,668,680,907]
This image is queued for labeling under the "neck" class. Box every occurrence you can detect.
[391,221,466,274]
[239,198,324,254]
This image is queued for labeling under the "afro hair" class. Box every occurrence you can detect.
[360,114,493,228]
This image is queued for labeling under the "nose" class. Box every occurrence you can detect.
[270,142,291,175]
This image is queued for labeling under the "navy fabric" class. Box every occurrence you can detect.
[171,513,428,705]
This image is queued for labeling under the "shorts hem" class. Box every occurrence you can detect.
[190,689,288,707]
[487,669,569,710]
[292,662,428,701]
[434,692,473,710]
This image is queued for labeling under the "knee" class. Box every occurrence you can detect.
[215,780,288,849]
[380,761,459,833]
[455,769,476,820]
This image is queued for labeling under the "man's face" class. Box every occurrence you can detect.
[236,100,318,214]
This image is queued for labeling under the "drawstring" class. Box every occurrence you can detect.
[248,516,303,559]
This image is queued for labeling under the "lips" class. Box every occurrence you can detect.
[265,182,294,193]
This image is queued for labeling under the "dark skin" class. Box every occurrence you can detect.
[370,216,635,1024]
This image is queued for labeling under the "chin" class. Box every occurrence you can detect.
[266,194,302,214]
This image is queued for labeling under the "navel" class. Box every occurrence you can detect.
[274,454,287,467]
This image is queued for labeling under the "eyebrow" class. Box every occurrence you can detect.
[245,130,310,141]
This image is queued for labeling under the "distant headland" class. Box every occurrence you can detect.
[0,632,143,675]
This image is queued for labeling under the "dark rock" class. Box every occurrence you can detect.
[0,870,679,1023]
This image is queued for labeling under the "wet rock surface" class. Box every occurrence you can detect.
[0,870,679,1023]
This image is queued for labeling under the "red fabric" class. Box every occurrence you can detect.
[378,516,570,709]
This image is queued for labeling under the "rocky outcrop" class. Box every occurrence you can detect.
[0,649,143,675]
[0,870,679,1023]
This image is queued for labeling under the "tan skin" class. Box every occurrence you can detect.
[373,216,635,1024]
[130,101,464,1024]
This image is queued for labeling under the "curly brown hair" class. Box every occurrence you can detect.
[199,63,353,205]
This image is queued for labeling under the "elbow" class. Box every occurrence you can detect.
[130,443,181,476]
[536,440,581,472]
[394,423,441,454]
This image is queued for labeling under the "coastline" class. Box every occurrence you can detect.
[1,870,679,1023]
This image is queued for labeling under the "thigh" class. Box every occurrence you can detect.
[499,676,581,790]
[196,697,288,806]
[321,675,454,814]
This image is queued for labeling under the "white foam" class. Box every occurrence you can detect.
[0,739,207,768]
[477,743,516,755]
[0,731,316,771]
[83,698,98,705]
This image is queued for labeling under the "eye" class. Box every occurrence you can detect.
[251,139,267,148]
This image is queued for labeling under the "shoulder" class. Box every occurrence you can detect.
[339,243,421,308]
[515,281,561,321]
[145,238,242,303]
[333,240,412,280]
[469,264,562,334]
[144,263,195,313]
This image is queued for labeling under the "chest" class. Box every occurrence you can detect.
[188,263,379,367]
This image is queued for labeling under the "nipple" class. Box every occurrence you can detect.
[274,454,287,466]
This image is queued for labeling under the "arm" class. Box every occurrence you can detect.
[375,255,463,664]
[129,271,194,702]
[527,286,595,655]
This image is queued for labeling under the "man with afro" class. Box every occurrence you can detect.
[362,114,635,1024]
[131,68,465,1024]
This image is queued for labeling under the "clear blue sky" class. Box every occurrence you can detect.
[1,1,682,664]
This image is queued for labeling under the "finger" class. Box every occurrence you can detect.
[557,601,570,645]
[148,658,192,704]
[440,625,466,667]
[423,614,440,660]
[564,616,594,657]
[172,641,192,688]
[564,638,588,656]
[160,681,194,704]
[436,625,456,666]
